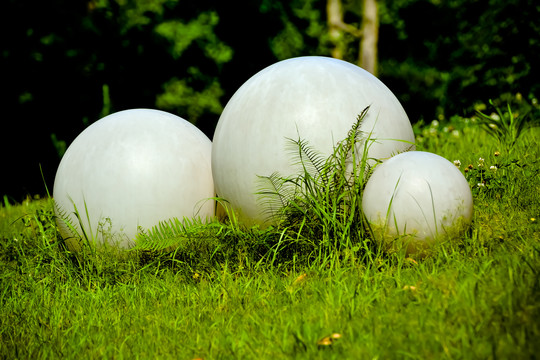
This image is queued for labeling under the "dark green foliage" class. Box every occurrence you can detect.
[379,0,540,121]
[4,0,539,203]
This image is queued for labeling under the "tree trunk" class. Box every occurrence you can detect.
[359,0,379,76]
[327,0,345,59]
[327,0,379,75]
[327,0,362,59]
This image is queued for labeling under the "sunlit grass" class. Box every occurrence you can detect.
[1,116,539,359]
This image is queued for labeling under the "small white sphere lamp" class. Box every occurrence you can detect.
[362,151,473,256]
[53,109,214,249]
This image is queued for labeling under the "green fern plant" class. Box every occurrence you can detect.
[133,198,234,252]
[134,217,223,270]
[256,106,379,261]
[132,198,284,270]
[135,217,223,253]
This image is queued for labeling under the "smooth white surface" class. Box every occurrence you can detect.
[53,109,214,248]
[362,151,473,250]
[212,56,415,225]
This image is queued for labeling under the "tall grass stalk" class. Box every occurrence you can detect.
[476,99,539,154]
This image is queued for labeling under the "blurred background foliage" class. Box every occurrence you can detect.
[1,0,538,200]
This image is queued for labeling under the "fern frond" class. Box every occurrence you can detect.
[285,136,328,185]
[254,106,376,255]
[256,172,299,223]
[333,106,370,177]
[135,217,195,252]
[53,199,86,250]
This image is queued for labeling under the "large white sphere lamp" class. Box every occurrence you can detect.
[212,56,415,225]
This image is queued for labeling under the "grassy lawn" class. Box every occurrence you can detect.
[1,114,539,359]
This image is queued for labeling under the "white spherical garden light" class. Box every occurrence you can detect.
[362,151,473,256]
[53,109,214,249]
[212,56,415,225]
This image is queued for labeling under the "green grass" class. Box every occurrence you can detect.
[1,115,539,359]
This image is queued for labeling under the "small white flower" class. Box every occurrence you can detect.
[478,157,485,167]
[490,165,497,171]
[453,160,461,168]
[477,183,485,188]
[490,113,500,121]
[451,129,460,138]
[431,120,439,127]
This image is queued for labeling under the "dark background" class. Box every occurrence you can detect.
[2,0,538,202]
